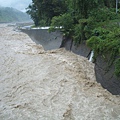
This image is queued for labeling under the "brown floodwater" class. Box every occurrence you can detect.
[0,24,120,120]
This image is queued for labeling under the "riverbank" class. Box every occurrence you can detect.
[0,24,120,120]
[21,26,120,95]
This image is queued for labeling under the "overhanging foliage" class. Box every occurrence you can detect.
[26,0,120,77]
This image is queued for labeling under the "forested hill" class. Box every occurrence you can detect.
[0,6,31,23]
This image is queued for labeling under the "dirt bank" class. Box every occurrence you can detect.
[0,24,120,120]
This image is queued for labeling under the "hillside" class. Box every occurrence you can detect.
[0,6,31,23]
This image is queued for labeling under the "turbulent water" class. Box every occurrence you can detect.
[0,24,120,120]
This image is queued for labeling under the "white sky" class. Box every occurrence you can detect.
[0,0,32,12]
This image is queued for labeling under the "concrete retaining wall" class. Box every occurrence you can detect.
[63,38,120,95]
[21,29,120,95]
[95,56,120,95]
[21,29,63,50]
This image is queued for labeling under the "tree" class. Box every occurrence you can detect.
[27,0,120,76]
[26,3,39,26]
[50,0,120,76]
[26,0,67,26]
[72,0,98,18]
[51,0,100,41]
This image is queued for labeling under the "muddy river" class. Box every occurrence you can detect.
[0,24,120,120]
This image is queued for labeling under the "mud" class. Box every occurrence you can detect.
[0,24,120,120]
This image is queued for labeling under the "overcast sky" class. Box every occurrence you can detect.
[0,0,32,12]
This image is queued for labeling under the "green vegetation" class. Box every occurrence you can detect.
[87,26,120,76]
[26,0,67,26]
[0,6,30,22]
[27,0,120,77]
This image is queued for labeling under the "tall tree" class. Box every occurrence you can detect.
[26,0,67,26]
[26,2,39,26]
[72,0,99,18]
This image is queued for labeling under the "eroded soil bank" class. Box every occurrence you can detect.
[0,24,120,120]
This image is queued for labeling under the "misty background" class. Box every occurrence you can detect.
[0,0,32,12]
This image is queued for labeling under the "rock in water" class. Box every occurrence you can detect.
[0,24,120,120]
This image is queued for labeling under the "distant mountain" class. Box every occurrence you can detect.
[0,6,31,23]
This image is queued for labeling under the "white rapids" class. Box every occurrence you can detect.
[0,24,120,120]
